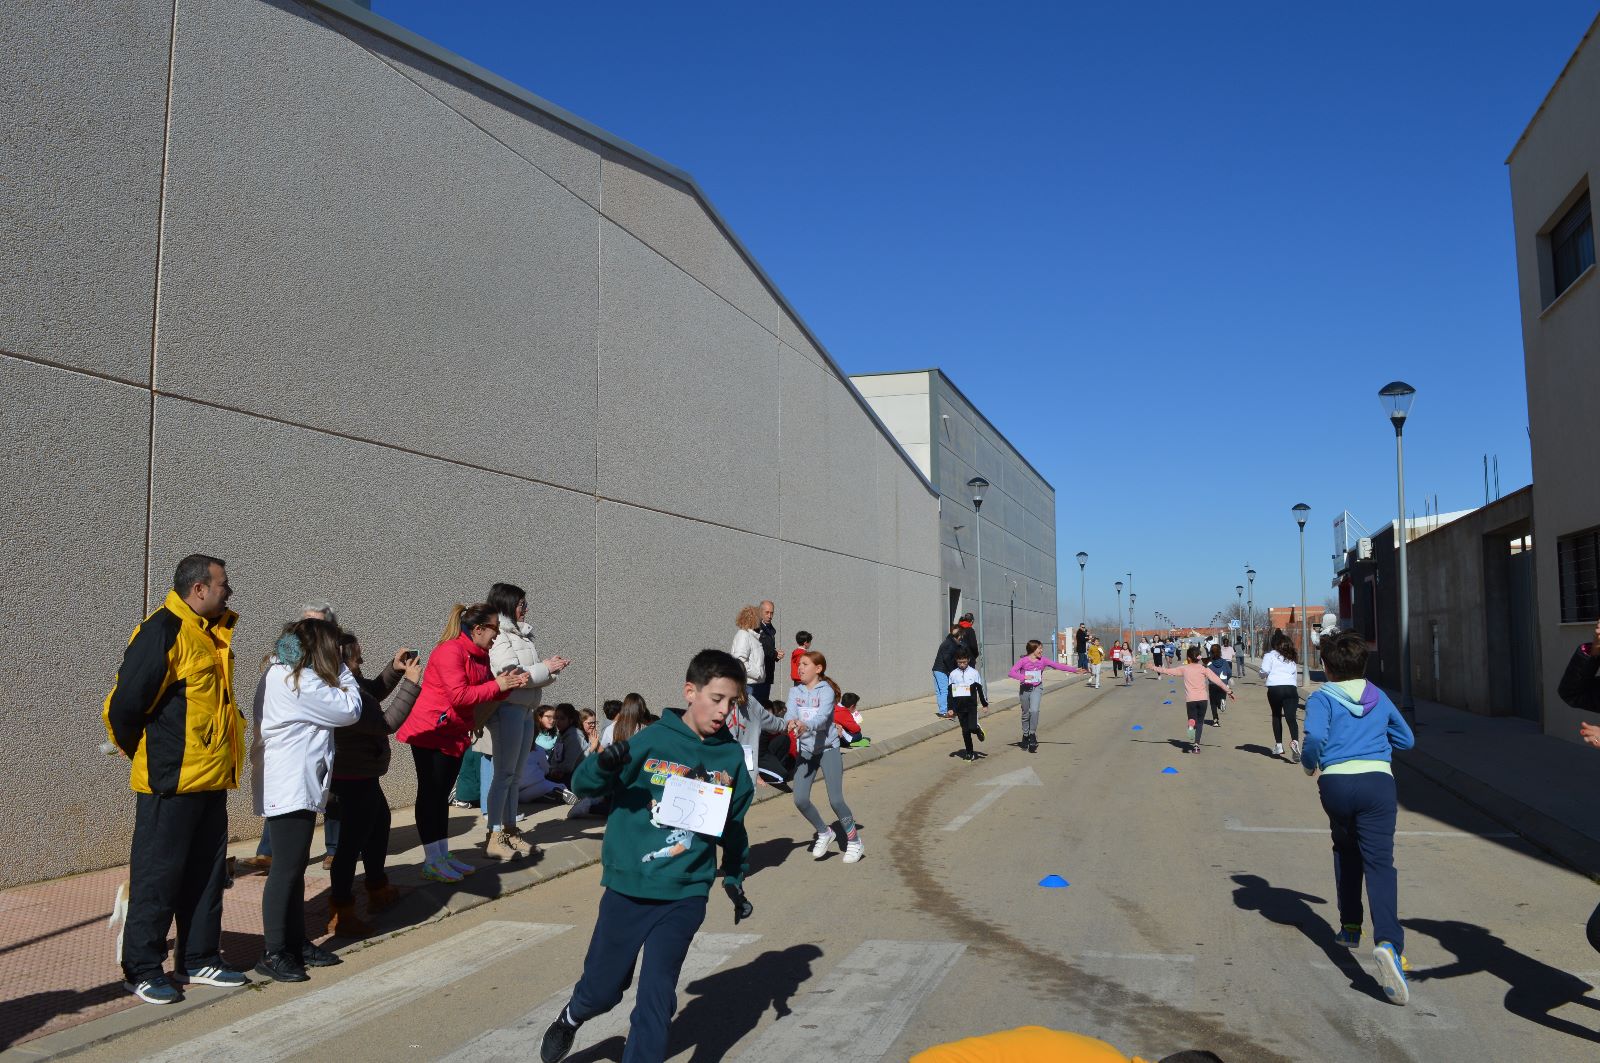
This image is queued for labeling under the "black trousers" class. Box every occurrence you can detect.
[122,790,229,982]
[328,777,392,903]
[1267,685,1301,744]
[1207,685,1225,722]
[411,745,462,846]
[953,698,980,751]
[262,810,316,955]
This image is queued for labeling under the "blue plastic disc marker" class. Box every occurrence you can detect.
[1131,724,1143,731]
[1161,766,1179,774]
[1162,699,1172,705]
[1038,874,1070,888]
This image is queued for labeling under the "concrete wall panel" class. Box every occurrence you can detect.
[597,221,780,527]
[779,346,835,551]
[824,379,883,562]
[157,0,600,489]
[146,396,599,816]
[0,357,152,887]
[778,313,831,373]
[0,0,171,382]
[600,157,780,335]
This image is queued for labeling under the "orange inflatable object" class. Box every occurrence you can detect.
[911,1026,1152,1063]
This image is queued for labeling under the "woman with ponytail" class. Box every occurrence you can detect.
[396,603,530,883]
[786,650,863,864]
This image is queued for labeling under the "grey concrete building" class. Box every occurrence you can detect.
[851,371,1059,672]
[1508,13,1600,742]
[1,0,943,887]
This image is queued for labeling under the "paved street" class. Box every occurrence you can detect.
[55,674,1600,1062]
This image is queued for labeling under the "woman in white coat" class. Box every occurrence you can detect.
[730,605,764,700]
[481,582,568,861]
[252,618,362,983]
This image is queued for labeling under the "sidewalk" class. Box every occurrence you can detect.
[0,674,1065,1057]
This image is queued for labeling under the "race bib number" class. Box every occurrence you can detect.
[743,747,756,773]
[1024,670,1042,684]
[657,775,732,837]
[952,684,972,697]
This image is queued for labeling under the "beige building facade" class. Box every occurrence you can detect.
[1509,14,1600,741]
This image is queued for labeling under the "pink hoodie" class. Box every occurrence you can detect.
[1008,654,1080,688]
[1154,663,1230,703]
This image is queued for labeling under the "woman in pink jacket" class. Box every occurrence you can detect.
[1007,640,1079,753]
[1153,646,1234,754]
[396,603,529,882]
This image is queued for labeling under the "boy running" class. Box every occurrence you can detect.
[1301,631,1416,1005]
[541,650,755,1062]
[947,654,989,760]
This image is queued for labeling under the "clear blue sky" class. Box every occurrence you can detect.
[376,0,1594,627]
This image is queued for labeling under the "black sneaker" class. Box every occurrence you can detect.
[299,940,341,968]
[254,950,309,983]
[541,1011,581,1062]
[974,723,986,743]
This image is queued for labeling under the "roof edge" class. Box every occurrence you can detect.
[1506,10,1600,165]
[302,0,938,499]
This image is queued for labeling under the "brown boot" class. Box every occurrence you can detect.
[484,830,517,861]
[504,827,537,858]
[364,879,404,912]
[327,900,374,938]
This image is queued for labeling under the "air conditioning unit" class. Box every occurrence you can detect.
[1357,537,1373,560]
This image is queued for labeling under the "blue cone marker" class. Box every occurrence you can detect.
[1161,766,1179,774]
[1163,699,1172,705]
[1131,724,1143,731]
[1038,875,1069,888]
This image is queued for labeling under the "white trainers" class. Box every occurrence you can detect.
[842,836,865,864]
[809,829,835,859]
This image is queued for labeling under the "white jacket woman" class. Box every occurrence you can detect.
[730,605,764,690]
[251,655,362,817]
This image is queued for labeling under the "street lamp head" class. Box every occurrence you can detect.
[1379,380,1416,429]
[1129,592,1136,605]
[1236,584,1244,595]
[966,475,990,509]
[1115,580,1123,593]
[1076,551,1088,569]
[1292,502,1310,529]
[1246,568,1256,581]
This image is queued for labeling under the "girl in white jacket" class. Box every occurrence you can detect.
[1258,631,1303,761]
[252,618,362,983]
[730,605,765,698]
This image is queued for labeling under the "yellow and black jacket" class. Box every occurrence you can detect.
[103,590,243,794]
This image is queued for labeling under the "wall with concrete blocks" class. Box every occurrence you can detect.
[0,0,941,887]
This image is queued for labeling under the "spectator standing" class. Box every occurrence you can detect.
[103,555,249,1004]
[932,624,964,718]
[251,618,362,982]
[754,600,780,706]
[1074,624,1090,670]
[730,606,765,702]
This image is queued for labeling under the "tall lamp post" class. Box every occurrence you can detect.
[1246,566,1257,661]
[1114,580,1124,644]
[1235,584,1244,653]
[1128,592,1136,648]
[1293,503,1310,689]
[1076,552,1088,632]
[1380,381,1418,718]
[968,476,990,673]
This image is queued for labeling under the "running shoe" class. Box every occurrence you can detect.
[1290,740,1301,764]
[179,965,249,988]
[1373,942,1410,1005]
[541,1010,581,1062]
[445,855,476,876]
[809,828,836,859]
[299,940,341,967]
[843,836,865,864]
[974,723,986,743]
[1186,720,1196,742]
[421,859,463,883]
[252,951,309,984]
[124,974,182,1004]
[1334,925,1362,948]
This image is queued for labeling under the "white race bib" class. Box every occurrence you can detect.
[656,775,732,837]
[1024,670,1042,684]
[952,684,972,697]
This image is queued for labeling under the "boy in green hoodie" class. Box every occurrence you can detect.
[541,649,755,1063]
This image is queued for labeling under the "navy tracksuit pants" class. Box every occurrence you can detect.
[1318,771,1402,951]
[566,888,707,1061]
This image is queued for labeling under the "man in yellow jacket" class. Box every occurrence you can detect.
[104,554,248,1004]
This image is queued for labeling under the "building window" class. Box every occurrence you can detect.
[1557,526,1600,623]
[1551,192,1594,302]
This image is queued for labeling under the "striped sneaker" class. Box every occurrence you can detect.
[445,855,476,877]
[1334,925,1362,948]
[421,859,463,883]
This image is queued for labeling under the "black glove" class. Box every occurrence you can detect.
[725,883,753,924]
[597,739,631,773]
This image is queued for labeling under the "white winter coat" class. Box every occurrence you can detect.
[478,615,557,756]
[251,662,362,816]
[730,627,763,685]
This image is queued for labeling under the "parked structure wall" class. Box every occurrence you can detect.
[0,0,941,887]
[1509,14,1600,742]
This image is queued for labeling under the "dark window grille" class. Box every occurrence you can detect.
[1557,527,1600,623]
[1552,192,1595,300]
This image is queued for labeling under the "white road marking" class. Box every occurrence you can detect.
[1224,816,1514,838]
[144,921,571,1063]
[732,940,965,1061]
[943,766,1042,831]
[438,931,760,1063]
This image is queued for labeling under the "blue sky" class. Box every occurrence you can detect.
[375,0,1594,627]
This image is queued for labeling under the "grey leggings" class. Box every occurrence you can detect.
[1019,685,1042,736]
[793,746,855,837]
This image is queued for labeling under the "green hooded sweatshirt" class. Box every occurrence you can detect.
[571,708,753,900]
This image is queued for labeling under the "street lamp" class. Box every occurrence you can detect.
[1235,584,1244,651]
[1076,552,1088,635]
[1129,592,1137,648]
[1293,503,1310,688]
[1380,381,1418,717]
[1114,580,1124,645]
[968,476,990,674]
[1246,566,1257,661]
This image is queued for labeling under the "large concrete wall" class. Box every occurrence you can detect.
[0,0,940,887]
[1509,16,1600,743]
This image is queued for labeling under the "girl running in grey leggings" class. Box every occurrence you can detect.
[1006,640,1080,753]
[787,651,864,864]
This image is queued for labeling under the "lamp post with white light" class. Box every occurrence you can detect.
[1236,584,1244,653]
[1380,381,1418,717]
[1115,581,1124,644]
[968,476,990,670]
[1293,503,1310,689]
[1076,552,1088,633]
[1246,566,1257,661]
[1128,592,1137,649]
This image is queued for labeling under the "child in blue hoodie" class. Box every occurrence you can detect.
[1301,631,1416,1006]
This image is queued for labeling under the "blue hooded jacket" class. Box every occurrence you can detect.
[1301,680,1414,773]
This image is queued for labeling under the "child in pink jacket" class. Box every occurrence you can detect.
[1007,640,1081,753]
[1153,646,1234,753]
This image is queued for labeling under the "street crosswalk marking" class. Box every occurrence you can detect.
[731,940,965,1061]
[142,921,571,1063]
[438,931,760,1063]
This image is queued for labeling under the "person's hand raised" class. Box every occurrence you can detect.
[497,668,530,691]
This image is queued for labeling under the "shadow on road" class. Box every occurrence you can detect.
[666,943,825,1062]
[1405,918,1600,1045]
[1229,874,1386,1001]
[1233,744,1281,760]
[745,837,807,878]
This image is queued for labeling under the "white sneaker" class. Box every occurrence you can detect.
[445,855,476,877]
[809,829,835,859]
[842,837,865,864]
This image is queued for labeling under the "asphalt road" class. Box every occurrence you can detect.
[68,673,1600,1062]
